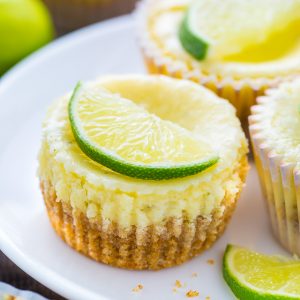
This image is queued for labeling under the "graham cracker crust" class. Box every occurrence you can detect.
[40,158,248,270]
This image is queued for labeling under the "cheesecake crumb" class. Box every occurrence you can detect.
[207,259,215,265]
[186,290,199,297]
[132,284,143,292]
[191,272,198,277]
[175,280,183,288]
[205,297,211,300]
[172,288,178,293]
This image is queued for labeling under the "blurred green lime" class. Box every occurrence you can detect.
[0,0,54,75]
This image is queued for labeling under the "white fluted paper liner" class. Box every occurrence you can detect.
[249,93,300,255]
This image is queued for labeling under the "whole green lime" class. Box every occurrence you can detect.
[0,0,54,75]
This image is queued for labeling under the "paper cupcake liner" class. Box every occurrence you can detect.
[44,0,137,34]
[249,96,300,255]
[137,0,297,126]
[40,158,247,270]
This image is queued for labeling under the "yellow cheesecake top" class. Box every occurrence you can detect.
[251,79,300,165]
[39,75,247,227]
[141,0,300,79]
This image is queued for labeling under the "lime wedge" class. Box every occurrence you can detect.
[179,16,208,61]
[179,0,300,60]
[223,245,300,300]
[68,82,218,180]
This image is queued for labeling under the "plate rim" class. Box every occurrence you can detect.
[0,15,133,300]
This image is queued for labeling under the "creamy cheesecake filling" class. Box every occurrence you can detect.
[39,75,247,227]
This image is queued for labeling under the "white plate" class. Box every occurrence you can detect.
[0,15,289,300]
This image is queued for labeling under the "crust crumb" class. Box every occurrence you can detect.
[191,272,198,277]
[175,280,183,288]
[172,288,178,293]
[132,284,143,292]
[205,297,211,300]
[4,296,20,300]
[186,290,199,298]
[207,259,215,265]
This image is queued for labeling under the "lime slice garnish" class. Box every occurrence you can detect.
[223,244,300,300]
[68,82,219,180]
[179,0,300,60]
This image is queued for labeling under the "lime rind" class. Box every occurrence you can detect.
[223,245,300,300]
[179,15,208,61]
[68,82,219,180]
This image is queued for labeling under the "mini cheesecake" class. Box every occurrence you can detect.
[249,78,300,255]
[138,0,300,124]
[39,75,248,269]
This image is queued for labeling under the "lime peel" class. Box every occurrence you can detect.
[68,82,219,180]
[0,0,54,75]
[179,16,208,60]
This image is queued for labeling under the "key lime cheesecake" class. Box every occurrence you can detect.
[38,75,248,270]
[249,78,300,256]
[138,0,300,123]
